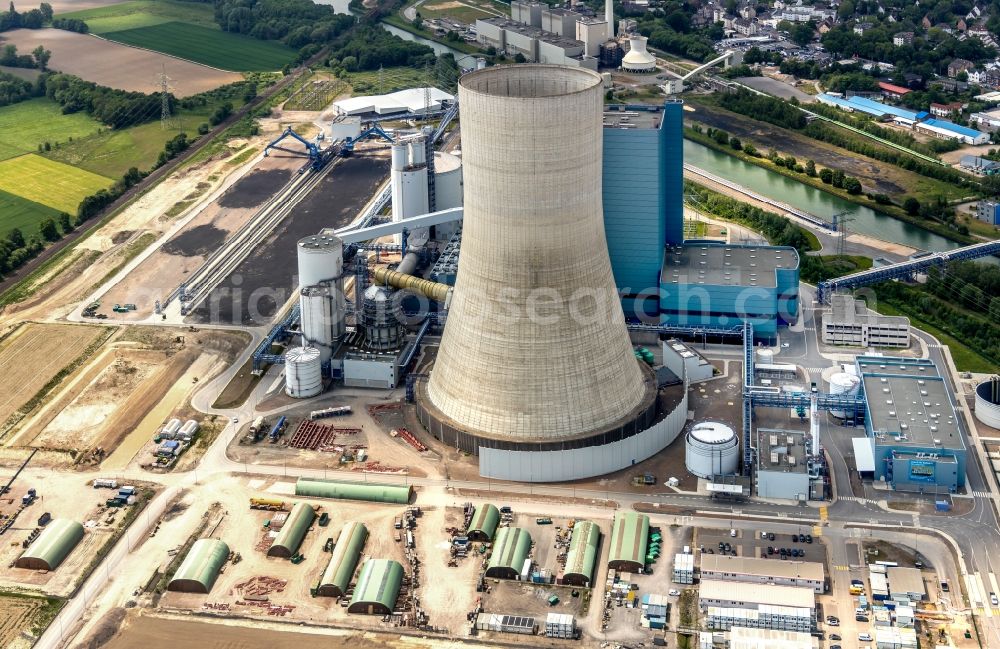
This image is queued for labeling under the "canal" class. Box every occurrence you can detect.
[684,140,966,254]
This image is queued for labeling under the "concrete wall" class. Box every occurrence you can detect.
[478,383,688,481]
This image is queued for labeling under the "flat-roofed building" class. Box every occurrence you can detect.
[699,579,815,621]
[822,295,910,348]
[705,604,813,632]
[729,627,819,648]
[887,566,926,601]
[700,554,825,593]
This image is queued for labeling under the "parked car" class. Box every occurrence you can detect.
[941,581,950,592]
[991,592,998,607]
[859,633,873,642]
[768,532,775,541]
[856,615,869,623]
[668,589,680,596]
[830,634,841,641]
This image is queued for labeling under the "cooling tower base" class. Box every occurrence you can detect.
[415,364,658,452]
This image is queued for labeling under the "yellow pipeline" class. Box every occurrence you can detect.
[372,267,452,304]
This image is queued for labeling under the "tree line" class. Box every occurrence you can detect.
[326,25,435,73]
[212,0,355,48]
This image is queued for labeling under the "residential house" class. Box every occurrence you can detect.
[734,17,758,35]
[930,101,965,117]
[893,31,913,46]
[853,21,875,35]
[878,81,911,101]
[921,15,931,29]
[948,58,975,78]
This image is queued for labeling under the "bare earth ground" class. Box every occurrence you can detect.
[98,152,306,319]
[0,323,107,427]
[0,29,242,97]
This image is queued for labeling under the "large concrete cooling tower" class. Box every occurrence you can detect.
[418,65,656,458]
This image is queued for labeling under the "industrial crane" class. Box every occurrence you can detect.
[264,127,324,171]
[339,122,395,156]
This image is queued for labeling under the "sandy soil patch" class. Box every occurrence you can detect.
[0,29,241,97]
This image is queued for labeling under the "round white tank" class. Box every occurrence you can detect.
[476,57,487,70]
[685,421,739,478]
[300,285,341,360]
[285,346,322,398]
[297,235,343,288]
[975,379,1000,429]
[391,142,408,170]
[828,371,861,418]
[757,348,775,364]
[433,151,463,211]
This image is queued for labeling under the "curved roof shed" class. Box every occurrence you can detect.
[347,559,404,615]
[267,502,315,558]
[15,519,84,571]
[608,511,648,572]
[295,478,413,504]
[466,504,500,542]
[317,522,368,597]
[563,520,600,586]
[486,526,532,580]
[168,538,230,593]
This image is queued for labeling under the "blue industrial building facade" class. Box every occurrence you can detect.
[602,101,683,319]
[856,356,966,493]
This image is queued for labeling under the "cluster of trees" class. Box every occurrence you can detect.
[0,228,45,279]
[212,0,355,48]
[816,165,863,193]
[50,17,87,32]
[1,1,52,31]
[717,90,808,130]
[618,0,720,62]
[925,262,1000,318]
[327,25,435,72]
[1,43,48,69]
[44,73,167,129]
[0,69,36,106]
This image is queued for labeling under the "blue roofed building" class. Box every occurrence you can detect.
[856,356,966,493]
[916,118,990,144]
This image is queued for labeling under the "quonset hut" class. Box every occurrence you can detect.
[608,511,648,573]
[15,519,84,571]
[563,520,600,586]
[317,522,368,597]
[295,478,413,504]
[168,538,230,594]
[485,527,532,579]
[267,502,315,558]
[348,559,404,614]
[466,504,500,542]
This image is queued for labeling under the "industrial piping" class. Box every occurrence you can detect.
[372,267,452,306]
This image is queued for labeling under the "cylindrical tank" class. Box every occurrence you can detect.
[285,346,322,398]
[685,422,739,478]
[476,57,487,70]
[976,378,1000,429]
[300,284,343,360]
[427,65,648,442]
[828,371,861,418]
[360,285,406,350]
[297,235,343,288]
[756,348,775,364]
[433,151,463,210]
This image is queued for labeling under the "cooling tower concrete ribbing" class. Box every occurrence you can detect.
[425,65,651,445]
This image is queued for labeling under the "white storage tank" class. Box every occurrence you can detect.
[976,378,1000,429]
[756,348,775,364]
[300,284,343,360]
[297,235,343,289]
[685,421,739,478]
[285,346,322,398]
[828,371,861,418]
[432,151,463,242]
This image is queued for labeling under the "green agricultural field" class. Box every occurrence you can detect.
[0,98,103,161]
[45,109,213,179]
[0,190,61,238]
[0,155,113,213]
[57,0,218,32]
[101,22,296,72]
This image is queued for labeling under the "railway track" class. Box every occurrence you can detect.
[169,157,342,314]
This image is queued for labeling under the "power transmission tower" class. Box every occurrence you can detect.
[156,66,173,129]
[832,211,854,257]
[377,65,384,94]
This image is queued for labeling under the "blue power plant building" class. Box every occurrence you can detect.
[854,356,966,493]
[601,101,800,339]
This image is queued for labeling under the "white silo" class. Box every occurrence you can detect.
[685,422,740,478]
[828,372,861,418]
[423,65,653,458]
[476,57,487,70]
[391,135,429,245]
[297,235,343,288]
[432,150,463,242]
[299,284,344,361]
[285,346,322,398]
[621,36,656,73]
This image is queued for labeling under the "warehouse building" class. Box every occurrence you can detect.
[660,243,800,341]
[486,527,532,579]
[167,538,230,594]
[857,356,967,492]
[348,559,404,614]
[317,522,368,597]
[822,295,910,348]
[474,17,598,69]
[602,102,684,317]
[887,566,926,601]
[15,519,84,571]
[562,520,600,586]
[295,478,413,504]
[333,88,454,117]
[608,511,649,572]
[977,199,1000,226]
[267,502,315,558]
[755,429,819,501]
[699,580,815,619]
[699,554,825,593]
[466,504,500,542]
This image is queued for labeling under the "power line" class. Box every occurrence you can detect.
[156,65,174,130]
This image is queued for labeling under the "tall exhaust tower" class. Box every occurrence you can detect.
[417,65,656,465]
